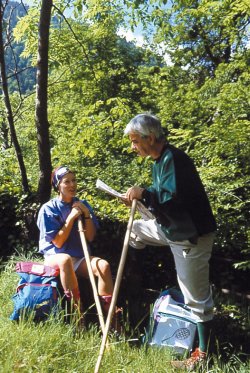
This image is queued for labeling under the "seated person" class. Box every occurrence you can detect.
[37,166,118,328]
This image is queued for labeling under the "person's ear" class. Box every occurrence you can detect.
[148,133,156,145]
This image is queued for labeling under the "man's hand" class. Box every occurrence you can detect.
[121,186,144,203]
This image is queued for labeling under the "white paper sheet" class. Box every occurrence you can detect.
[96,179,154,220]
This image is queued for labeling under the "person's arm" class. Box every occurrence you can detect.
[52,205,81,248]
[141,160,179,227]
[71,200,97,243]
[52,200,96,247]
[124,153,178,225]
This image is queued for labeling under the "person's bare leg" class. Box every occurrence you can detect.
[76,257,121,332]
[44,254,79,300]
[76,256,114,295]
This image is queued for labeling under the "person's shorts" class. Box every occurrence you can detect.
[44,255,85,272]
[71,257,85,271]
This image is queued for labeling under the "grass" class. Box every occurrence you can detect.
[0,254,249,373]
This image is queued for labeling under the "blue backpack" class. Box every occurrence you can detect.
[10,262,60,322]
[146,288,198,354]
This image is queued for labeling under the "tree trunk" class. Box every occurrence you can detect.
[0,1,30,193]
[35,0,52,204]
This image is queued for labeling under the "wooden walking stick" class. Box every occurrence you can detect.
[94,198,137,373]
[78,217,105,333]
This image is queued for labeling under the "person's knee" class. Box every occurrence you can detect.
[131,220,142,237]
[58,254,73,271]
[96,259,111,277]
[129,231,146,250]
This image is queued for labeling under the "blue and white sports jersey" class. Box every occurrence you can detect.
[37,197,99,257]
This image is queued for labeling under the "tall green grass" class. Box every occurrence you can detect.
[0,255,249,373]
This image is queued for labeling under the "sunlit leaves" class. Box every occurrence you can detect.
[1,0,249,264]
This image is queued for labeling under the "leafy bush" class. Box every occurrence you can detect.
[0,193,21,259]
[0,192,40,260]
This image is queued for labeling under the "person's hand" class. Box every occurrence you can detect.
[121,186,144,203]
[72,201,91,218]
[120,195,132,206]
[67,201,90,221]
[68,206,82,220]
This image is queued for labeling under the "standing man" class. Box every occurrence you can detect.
[122,113,217,371]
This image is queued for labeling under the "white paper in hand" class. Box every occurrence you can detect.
[96,179,123,198]
[96,179,154,221]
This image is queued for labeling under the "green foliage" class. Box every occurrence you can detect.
[0,190,40,260]
[2,1,36,93]
[0,10,249,373]
[129,0,250,73]
[0,193,21,258]
[0,0,249,270]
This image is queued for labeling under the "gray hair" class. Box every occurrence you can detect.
[124,113,165,141]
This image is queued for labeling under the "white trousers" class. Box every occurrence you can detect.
[129,219,215,322]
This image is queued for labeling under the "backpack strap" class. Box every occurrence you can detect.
[15,262,60,277]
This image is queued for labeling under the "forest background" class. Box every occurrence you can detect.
[0,0,250,347]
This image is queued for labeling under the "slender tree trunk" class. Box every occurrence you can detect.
[0,1,29,193]
[35,0,52,204]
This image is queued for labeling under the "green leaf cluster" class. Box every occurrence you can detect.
[0,0,249,269]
